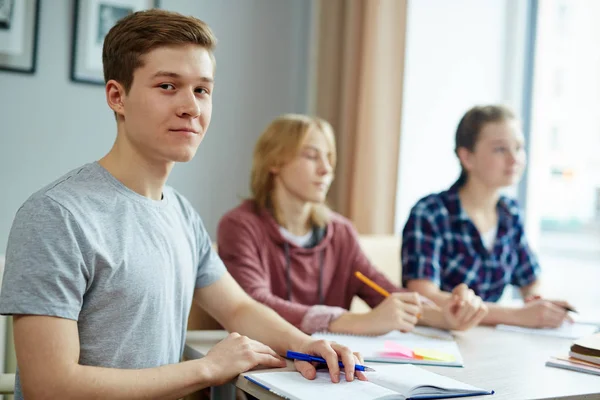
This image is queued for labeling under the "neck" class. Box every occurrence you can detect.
[272,185,312,236]
[99,132,173,201]
[458,176,500,214]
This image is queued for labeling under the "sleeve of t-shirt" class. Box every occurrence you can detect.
[194,216,226,289]
[0,196,91,321]
[401,206,444,287]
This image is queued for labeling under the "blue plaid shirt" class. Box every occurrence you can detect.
[401,181,541,302]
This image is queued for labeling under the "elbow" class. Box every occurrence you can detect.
[20,366,79,400]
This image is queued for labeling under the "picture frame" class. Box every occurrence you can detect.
[0,0,41,74]
[70,0,160,85]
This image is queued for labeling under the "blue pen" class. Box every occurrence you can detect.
[286,350,376,372]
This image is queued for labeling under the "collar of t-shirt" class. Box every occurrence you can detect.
[278,226,314,248]
[480,225,498,251]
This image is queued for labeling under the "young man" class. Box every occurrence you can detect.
[0,10,361,400]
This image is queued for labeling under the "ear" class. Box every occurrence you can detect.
[105,79,127,117]
[456,147,475,172]
[269,165,280,175]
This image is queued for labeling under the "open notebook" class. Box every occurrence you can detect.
[496,322,599,340]
[312,327,463,367]
[244,364,493,400]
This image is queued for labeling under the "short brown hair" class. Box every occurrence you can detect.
[102,9,217,92]
[455,105,516,182]
[251,114,336,228]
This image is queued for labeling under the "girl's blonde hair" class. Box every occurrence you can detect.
[250,114,336,227]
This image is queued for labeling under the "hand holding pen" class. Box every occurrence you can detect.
[521,295,576,328]
[291,339,369,383]
[286,351,376,372]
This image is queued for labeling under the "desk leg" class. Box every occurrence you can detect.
[211,383,237,400]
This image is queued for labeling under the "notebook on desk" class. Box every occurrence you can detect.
[496,322,599,339]
[244,364,493,400]
[312,327,463,367]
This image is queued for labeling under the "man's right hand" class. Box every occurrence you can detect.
[515,299,569,328]
[203,332,287,386]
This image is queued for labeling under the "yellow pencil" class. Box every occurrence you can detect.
[354,271,391,297]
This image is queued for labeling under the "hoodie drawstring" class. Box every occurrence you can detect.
[284,242,324,305]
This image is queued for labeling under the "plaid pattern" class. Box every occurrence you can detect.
[401,181,540,302]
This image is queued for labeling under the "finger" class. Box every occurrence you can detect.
[401,313,419,327]
[354,352,365,365]
[541,305,566,328]
[464,305,487,328]
[565,314,574,323]
[454,300,473,321]
[356,371,369,381]
[550,300,577,313]
[525,294,541,303]
[459,305,478,324]
[317,342,342,383]
[545,302,568,319]
[399,303,421,317]
[248,339,282,359]
[397,292,421,306]
[452,283,469,298]
[333,344,356,382]
[294,360,317,380]
[460,297,481,323]
[255,353,288,368]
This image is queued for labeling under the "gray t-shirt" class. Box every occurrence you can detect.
[0,162,226,399]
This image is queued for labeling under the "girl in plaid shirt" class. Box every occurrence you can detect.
[402,105,575,329]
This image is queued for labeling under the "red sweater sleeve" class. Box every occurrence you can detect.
[217,213,315,328]
[343,222,403,308]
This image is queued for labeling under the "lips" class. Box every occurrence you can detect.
[170,128,200,134]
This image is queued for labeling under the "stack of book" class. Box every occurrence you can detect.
[546,332,600,376]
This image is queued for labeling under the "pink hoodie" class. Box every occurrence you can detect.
[217,200,405,333]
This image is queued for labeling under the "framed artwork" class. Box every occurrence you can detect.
[0,0,41,74]
[70,0,160,85]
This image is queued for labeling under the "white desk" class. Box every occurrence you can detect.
[185,327,600,400]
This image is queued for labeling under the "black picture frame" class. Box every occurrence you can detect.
[70,0,160,85]
[0,0,41,75]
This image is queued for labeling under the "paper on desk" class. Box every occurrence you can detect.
[496,322,599,339]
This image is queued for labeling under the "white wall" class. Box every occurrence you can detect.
[0,0,312,250]
[395,0,528,232]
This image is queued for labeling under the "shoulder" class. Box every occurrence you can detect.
[498,195,523,223]
[218,200,264,231]
[24,163,135,225]
[326,211,362,242]
[408,191,451,224]
[16,164,103,223]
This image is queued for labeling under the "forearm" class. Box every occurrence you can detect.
[519,281,541,299]
[223,298,309,356]
[406,281,452,307]
[480,303,521,326]
[327,312,371,335]
[32,359,211,400]
[418,302,446,329]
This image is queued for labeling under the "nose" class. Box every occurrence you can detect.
[176,90,200,118]
[508,148,521,165]
[318,156,333,175]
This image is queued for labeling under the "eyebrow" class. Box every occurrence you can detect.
[302,145,331,155]
[489,138,524,145]
[151,71,214,83]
